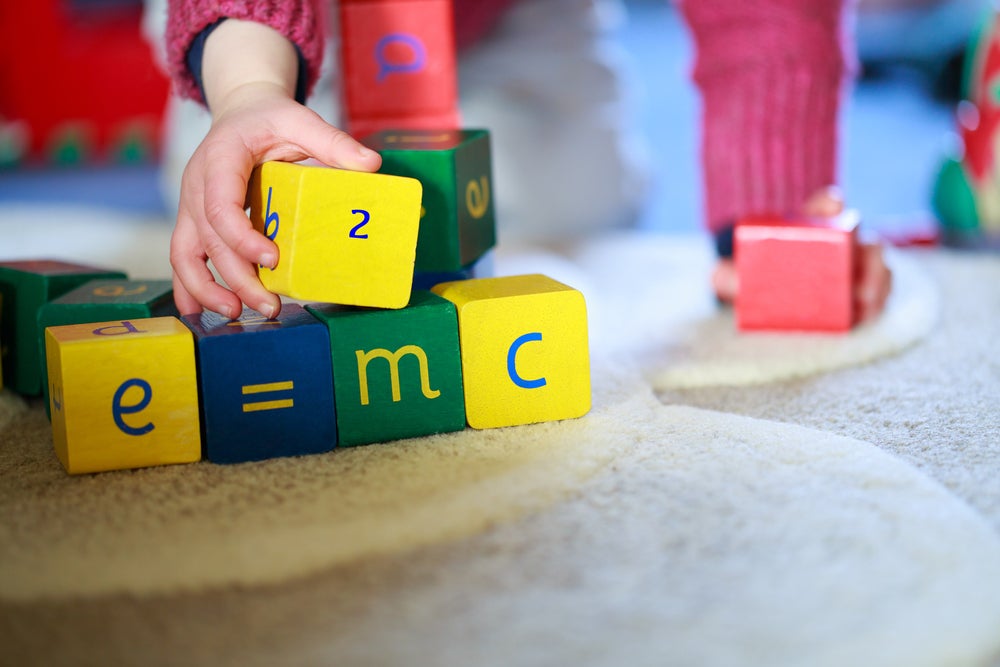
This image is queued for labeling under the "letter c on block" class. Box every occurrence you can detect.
[507,332,546,389]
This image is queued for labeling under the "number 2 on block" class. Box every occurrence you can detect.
[349,209,370,239]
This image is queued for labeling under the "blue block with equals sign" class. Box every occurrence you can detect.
[182,305,337,463]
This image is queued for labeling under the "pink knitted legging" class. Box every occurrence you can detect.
[679,0,853,233]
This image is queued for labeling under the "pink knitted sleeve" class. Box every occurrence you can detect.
[678,0,857,233]
[165,0,326,103]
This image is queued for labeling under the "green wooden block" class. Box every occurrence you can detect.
[307,290,466,446]
[37,279,176,415]
[364,129,497,273]
[0,260,127,395]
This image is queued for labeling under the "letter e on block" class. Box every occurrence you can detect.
[432,274,590,429]
[44,316,201,474]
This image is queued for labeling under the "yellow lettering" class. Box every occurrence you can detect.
[92,284,149,297]
[355,345,441,405]
[466,176,490,219]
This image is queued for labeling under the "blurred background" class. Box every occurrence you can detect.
[0,0,985,241]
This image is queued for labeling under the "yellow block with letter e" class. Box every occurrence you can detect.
[44,316,201,474]
[432,274,590,429]
[248,161,422,308]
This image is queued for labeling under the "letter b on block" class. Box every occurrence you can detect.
[44,316,201,474]
[433,274,591,429]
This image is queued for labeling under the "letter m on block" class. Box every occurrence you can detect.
[355,345,441,405]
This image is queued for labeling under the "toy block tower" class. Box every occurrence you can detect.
[247,161,423,308]
[734,211,860,332]
[338,0,460,136]
[182,305,337,464]
[36,278,176,415]
[0,259,126,395]
[307,290,465,446]
[364,129,496,277]
[45,316,201,474]
[432,274,591,429]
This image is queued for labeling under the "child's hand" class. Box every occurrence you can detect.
[803,188,893,324]
[169,19,381,319]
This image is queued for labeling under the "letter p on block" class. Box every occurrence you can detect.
[433,274,590,429]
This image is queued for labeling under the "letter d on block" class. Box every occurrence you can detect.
[92,321,145,336]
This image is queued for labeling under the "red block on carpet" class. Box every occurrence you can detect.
[734,211,860,332]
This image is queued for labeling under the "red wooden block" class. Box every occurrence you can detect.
[734,211,860,332]
[339,0,459,124]
[347,109,462,140]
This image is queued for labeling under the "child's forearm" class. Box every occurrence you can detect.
[165,0,324,104]
[201,19,299,118]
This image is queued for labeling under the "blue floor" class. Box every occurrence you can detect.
[0,1,958,239]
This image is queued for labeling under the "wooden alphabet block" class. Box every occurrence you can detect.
[735,211,860,332]
[45,316,200,474]
[347,110,461,142]
[248,161,422,308]
[307,290,465,446]
[339,0,458,126]
[364,129,496,273]
[0,259,126,395]
[182,305,337,464]
[37,279,176,415]
[432,274,591,430]
[412,250,494,291]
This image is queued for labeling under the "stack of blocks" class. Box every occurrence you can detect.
[0,0,593,475]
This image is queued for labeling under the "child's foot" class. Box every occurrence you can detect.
[712,186,892,324]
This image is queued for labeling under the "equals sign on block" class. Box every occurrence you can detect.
[241,381,295,413]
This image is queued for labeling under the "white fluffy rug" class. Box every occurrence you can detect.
[1,205,998,667]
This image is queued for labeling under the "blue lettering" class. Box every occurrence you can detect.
[264,187,279,241]
[374,33,426,81]
[507,332,547,389]
[92,321,144,336]
[112,378,155,436]
[349,209,371,239]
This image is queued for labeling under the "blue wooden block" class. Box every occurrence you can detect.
[182,304,337,464]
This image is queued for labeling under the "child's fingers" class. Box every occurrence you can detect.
[285,109,382,172]
[854,242,892,323]
[172,274,203,318]
[170,215,243,319]
[201,152,279,270]
[204,235,282,320]
[802,186,844,218]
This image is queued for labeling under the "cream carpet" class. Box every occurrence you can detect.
[1,205,998,666]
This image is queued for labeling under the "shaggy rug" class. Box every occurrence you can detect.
[0,205,998,666]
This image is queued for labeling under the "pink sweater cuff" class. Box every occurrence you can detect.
[681,0,855,233]
[165,0,325,104]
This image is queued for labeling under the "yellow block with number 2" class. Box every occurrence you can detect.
[249,161,423,309]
